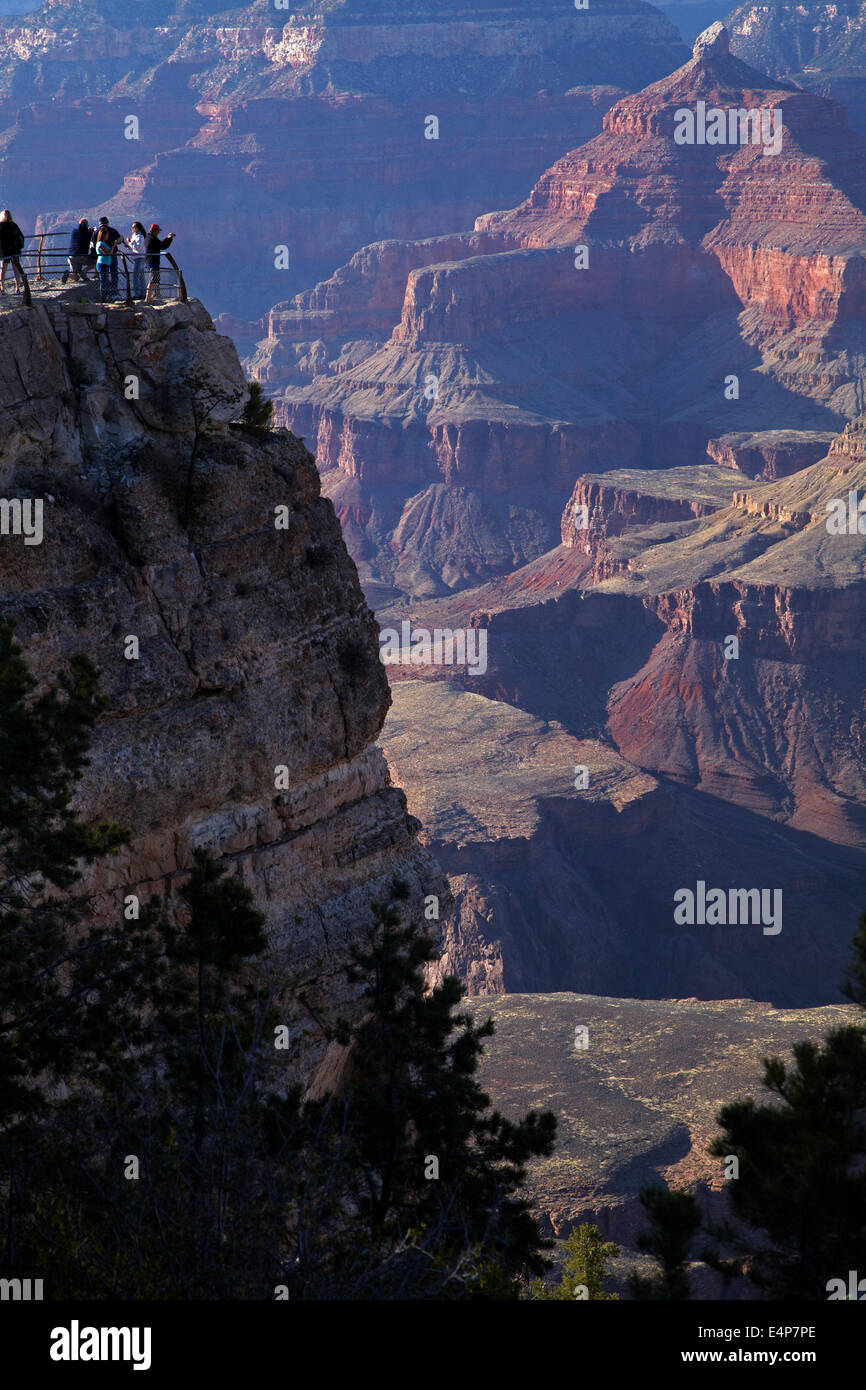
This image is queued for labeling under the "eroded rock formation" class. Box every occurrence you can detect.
[372,410,866,1003]
[0,290,445,1045]
[250,25,866,598]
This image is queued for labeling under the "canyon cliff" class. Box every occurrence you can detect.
[249,23,866,600]
[0,0,687,319]
[7,4,866,1290]
[0,288,445,1053]
[213,23,866,1007]
[727,0,866,135]
[376,414,866,1004]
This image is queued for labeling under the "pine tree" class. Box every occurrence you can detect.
[627,1186,701,1299]
[0,620,128,1277]
[17,850,301,1299]
[279,901,557,1299]
[530,1223,620,1299]
[708,1026,866,1298]
[0,620,128,1112]
[240,381,274,432]
[702,910,866,1299]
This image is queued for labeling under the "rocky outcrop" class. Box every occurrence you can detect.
[382,681,660,997]
[592,434,866,847]
[253,26,866,598]
[561,464,751,579]
[706,428,837,479]
[0,288,446,1050]
[378,605,866,1003]
[0,0,688,319]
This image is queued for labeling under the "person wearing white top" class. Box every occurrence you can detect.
[126,221,147,299]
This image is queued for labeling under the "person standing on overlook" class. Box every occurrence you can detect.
[0,210,25,293]
[90,215,122,296]
[64,217,92,283]
[95,227,122,301]
[145,223,175,302]
[126,221,147,299]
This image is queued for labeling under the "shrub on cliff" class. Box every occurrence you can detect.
[239,380,274,432]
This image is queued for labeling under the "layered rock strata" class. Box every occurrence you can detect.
[0,289,445,1045]
[706,428,837,479]
[381,675,866,1005]
[561,463,752,578]
[253,25,866,598]
[371,415,866,1001]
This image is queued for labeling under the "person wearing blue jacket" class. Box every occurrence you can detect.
[63,218,91,282]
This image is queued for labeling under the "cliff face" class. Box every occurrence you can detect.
[253,25,866,599]
[706,428,836,479]
[0,0,688,319]
[727,1,866,135]
[599,426,866,848]
[381,677,863,1006]
[0,291,445,1040]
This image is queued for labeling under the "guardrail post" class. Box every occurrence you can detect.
[165,252,187,303]
[120,252,133,305]
[13,258,31,306]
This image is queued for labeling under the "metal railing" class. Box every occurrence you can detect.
[3,231,188,308]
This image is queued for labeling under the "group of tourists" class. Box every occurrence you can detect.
[0,209,177,301]
[65,216,177,300]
